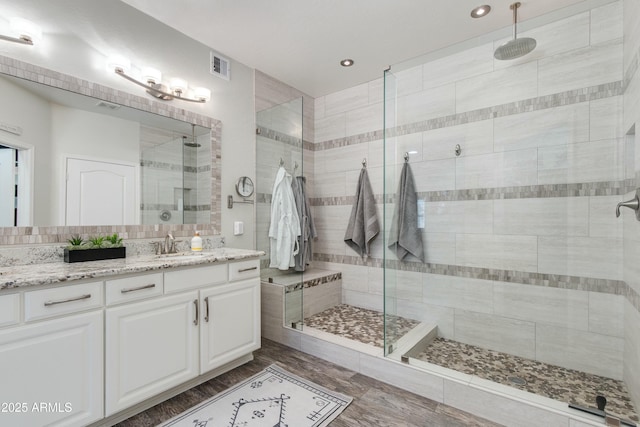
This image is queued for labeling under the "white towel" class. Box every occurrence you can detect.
[344,167,379,259]
[269,166,301,270]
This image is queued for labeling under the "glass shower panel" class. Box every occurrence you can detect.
[382,4,636,421]
[383,68,400,356]
[255,97,304,330]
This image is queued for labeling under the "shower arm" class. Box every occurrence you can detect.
[511,2,520,40]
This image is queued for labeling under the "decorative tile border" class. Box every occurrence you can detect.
[313,252,625,295]
[313,252,640,316]
[0,55,222,246]
[256,126,303,148]
[312,82,623,151]
[260,269,342,294]
[308,180,634,207]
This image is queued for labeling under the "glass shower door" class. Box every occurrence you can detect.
[255,97,305,329]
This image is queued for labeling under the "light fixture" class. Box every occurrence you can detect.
[340,59,354,67]
[107,56,211,103]
[470,5,491,18]
[0,17,42,45]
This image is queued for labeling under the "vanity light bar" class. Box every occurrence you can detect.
[0,18,42,46]
[108,57,211,103]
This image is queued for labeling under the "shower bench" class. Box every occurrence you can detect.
[260,268,342,342]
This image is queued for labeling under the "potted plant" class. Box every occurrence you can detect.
[63,233,126,263]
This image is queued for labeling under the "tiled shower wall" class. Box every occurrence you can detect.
[312,0,633,386]
[623,0,640,410]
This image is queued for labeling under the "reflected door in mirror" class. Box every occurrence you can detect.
[65,158,137,226]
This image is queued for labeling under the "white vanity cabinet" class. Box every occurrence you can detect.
[0,253,261,426]
[0,283,104,427]
[105,259,261,417]
[200,276,260,372]
[104,290,199,416]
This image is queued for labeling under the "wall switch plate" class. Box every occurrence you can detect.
[233,221,244,235]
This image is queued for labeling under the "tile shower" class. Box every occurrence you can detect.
[257,0,640,423]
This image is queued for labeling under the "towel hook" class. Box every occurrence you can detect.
[279,158,284,167]
[362,158,367,168]
[293,161,299,175]
[404,152,409,163]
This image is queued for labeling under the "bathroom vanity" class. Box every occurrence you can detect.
[0,249,262,427]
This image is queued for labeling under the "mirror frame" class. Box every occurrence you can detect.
[0,55,222,245]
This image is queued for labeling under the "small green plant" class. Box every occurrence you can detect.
[88,235,106,248]
[66,235,87,250]
[106,233,123,246]
[67,235,84,247]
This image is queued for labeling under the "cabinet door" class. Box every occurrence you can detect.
[0,310,103,427]
[200,278,260,373]
[105,291,199,416]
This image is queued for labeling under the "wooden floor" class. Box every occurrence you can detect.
[115,338,503,427]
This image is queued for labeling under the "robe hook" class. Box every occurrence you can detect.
[362,158,367,168]
[404,152,409,163]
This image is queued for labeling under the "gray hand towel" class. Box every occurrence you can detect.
[344,167,379,259]
[388,162,424,262]
[292,175,317,271]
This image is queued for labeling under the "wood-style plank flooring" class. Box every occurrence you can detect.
[115,338,503,427]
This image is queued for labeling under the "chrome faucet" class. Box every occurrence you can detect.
[164,233,175,254]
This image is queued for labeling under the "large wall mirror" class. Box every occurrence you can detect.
[0,55,221,243]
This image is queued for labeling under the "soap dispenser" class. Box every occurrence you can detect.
[190,231,203,252]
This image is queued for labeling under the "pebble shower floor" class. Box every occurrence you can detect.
[304,304,638,423]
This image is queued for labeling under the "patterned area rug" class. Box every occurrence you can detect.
[157,365,352,427]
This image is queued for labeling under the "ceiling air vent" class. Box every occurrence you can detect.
[210,51,230,81]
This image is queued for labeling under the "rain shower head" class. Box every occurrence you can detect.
[182,135,201,148]
[183,124,201,148]
[494,2,536,61]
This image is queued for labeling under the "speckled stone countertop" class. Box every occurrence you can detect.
[0,248,264,291]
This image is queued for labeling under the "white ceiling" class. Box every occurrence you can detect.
[121,0,592,97]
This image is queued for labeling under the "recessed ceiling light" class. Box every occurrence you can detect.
[470,5,491,18]
[340,59,354,67]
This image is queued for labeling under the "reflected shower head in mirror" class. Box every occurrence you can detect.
[182,136,201,148]
[494,2,536,60]
[183,125,201,147]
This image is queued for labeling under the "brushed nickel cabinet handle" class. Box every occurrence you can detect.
[193,299,199,326]
[238,266,257,273]
[44,294,91,306]
[204,297,210,322]
[120,283,156,294]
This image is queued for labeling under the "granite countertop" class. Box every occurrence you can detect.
[0,248,264,291]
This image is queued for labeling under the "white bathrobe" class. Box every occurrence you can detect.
[269,166,301,270]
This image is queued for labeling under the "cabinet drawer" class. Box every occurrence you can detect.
[0,293,20,327]
[24,281,103,322]
[164,264,227,294]
[106,272,163,306]
[228,259,260,282]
